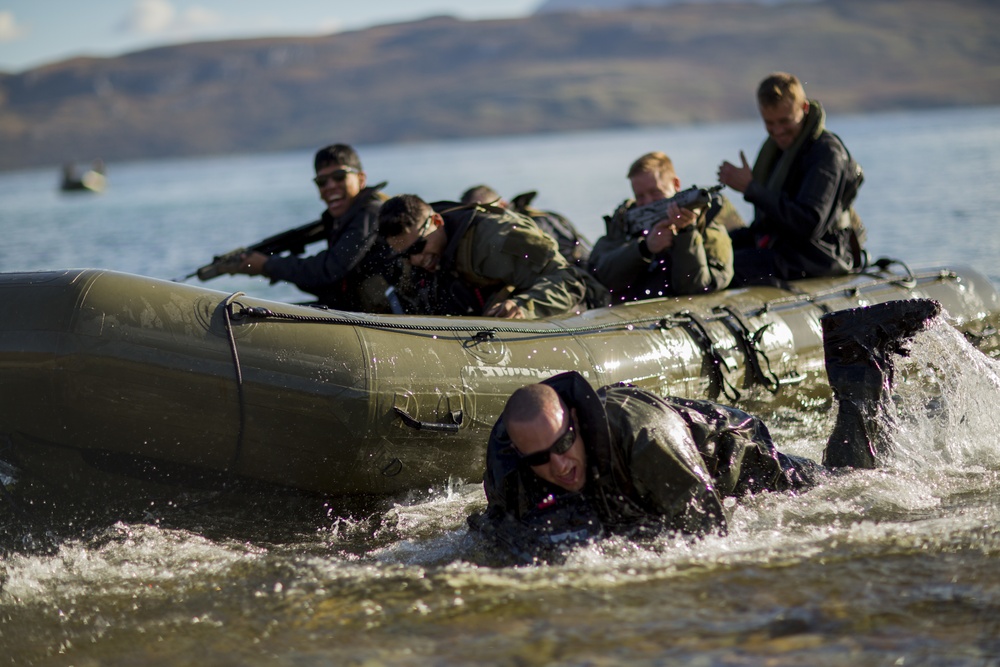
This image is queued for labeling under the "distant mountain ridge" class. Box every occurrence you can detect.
[537,0,810,9]
[1,0,998,171]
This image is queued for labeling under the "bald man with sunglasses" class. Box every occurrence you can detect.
[225,143,393,311]
[470,370,822,560]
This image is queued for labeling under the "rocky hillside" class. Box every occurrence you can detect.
[1,0,997,171]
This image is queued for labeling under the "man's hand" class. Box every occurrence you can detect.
[645,203,697,254]
[484,299,526,319]
[718,150,753,194]
[223,251,269,276]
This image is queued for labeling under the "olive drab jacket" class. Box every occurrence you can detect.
[468,371,819,562]
[589,192,739,303]
[394,202,607,318]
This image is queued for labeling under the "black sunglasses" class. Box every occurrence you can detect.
[514,418,576,467]
[313,167,359,187]
[392,216,433,260]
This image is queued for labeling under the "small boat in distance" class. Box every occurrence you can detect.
[60,160,106,193]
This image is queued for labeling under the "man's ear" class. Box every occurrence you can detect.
[357,171,367,189]
[431,212,444,228]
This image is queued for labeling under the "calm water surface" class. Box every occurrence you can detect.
[2,106,1000,665]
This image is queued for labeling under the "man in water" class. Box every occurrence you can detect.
[469,299,939,561]
[224,143,393,311]
[589,151,741,304]
[717,72,865,286]
[378,193,605,318]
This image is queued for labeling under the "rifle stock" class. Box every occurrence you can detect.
[624,184,722,236]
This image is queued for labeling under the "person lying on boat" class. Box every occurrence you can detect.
[460,184,592,268]
[221,143,396,312]
[717,72,867,287]
[589,151,742,304]
[378,194,609,319]
[468,299,938,563]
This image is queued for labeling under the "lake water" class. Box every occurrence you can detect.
[3,106,1000,665]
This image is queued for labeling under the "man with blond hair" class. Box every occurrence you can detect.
[718,72,864,286]
[589,151,740,303]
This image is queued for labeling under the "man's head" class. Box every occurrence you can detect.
[378,194,447,273]
[627,151,681,206]
[460,184,508,208]
[312,144,366,218]
[503,383,587,492]
[756,72,810,151]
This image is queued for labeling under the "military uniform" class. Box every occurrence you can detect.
[589,193,737,304]
[394,202,604,318]
[730,100,862,286]
[469,371,820,562]
[264,184,391,311]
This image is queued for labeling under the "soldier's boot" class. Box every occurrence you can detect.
[821,299,941,468]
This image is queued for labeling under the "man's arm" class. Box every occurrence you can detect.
[588,233,649,295]
[604,389,727,535]
[744,136,849,242]
[265,198,381,291]
[475,218,587,318]
[670,218,734,294]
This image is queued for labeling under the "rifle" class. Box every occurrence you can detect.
[183,181,387,282]
[623,184,723,237]
[184,218,328,281]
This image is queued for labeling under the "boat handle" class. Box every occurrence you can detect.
[393,406,463,433]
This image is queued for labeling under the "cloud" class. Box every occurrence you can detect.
[0,11,28,42]
[118,0,222,37]
[119,0,175,35]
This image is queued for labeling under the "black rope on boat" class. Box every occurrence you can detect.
[871,256,917,288]
[677,310,741,403]
[225,265,959,353]
[235,304,692,337]
[714,305,782,394]
[222,292,248,474]
[757,262,951,315]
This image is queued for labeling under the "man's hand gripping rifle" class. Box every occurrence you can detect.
[623,184,723,237]
[182,219,327,281]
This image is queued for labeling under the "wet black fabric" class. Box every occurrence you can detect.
[470,371,819,561]
[264,185,387,310]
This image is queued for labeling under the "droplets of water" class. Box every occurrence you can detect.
[888,315,1000,472]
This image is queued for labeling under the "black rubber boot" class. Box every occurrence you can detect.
[821,299,941,468]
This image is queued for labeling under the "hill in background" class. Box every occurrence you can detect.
[1,0,998,171]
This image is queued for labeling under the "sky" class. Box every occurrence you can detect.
[0,0,541,73]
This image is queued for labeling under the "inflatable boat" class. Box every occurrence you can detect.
[0,261,998,501]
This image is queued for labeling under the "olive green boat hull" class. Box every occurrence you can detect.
[1,265,998,500]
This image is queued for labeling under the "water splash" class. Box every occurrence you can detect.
[888,314,1000,472]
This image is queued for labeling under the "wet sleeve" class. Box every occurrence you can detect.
[608,395,727,535]
[669,218,734,294]
[264,202,380,291]
[744,137,848,242]
[473,221,587,318]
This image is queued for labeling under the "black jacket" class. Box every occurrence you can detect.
[732,129,855,279]
[264,184,387,309]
